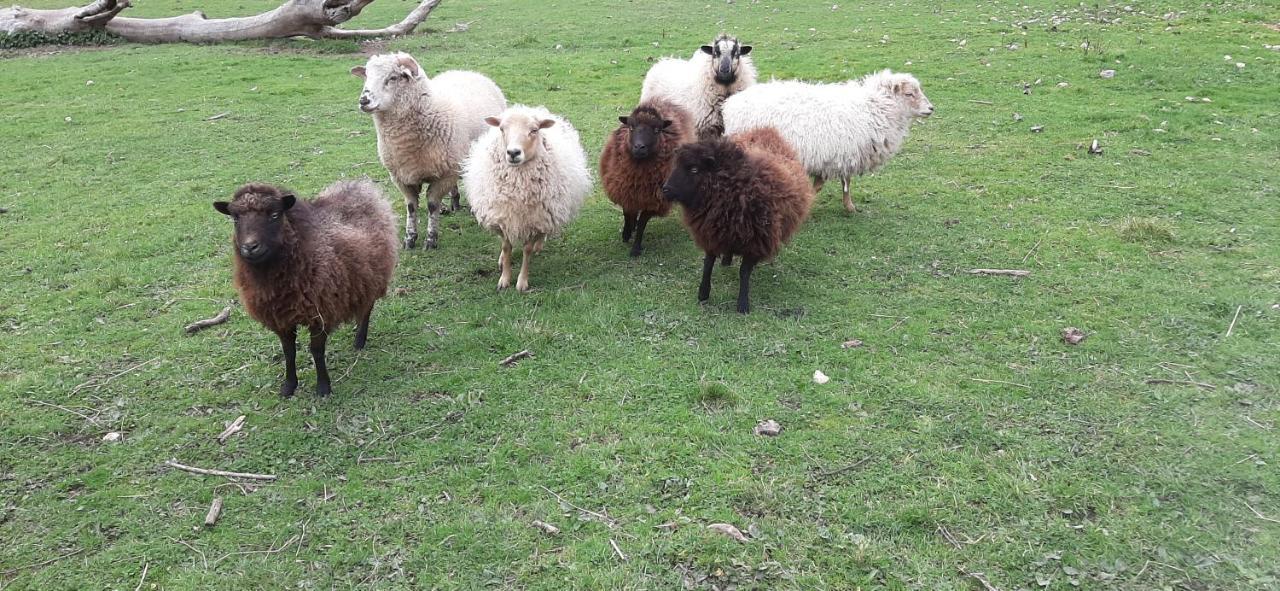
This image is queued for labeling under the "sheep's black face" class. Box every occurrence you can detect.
[662,147,714,210]
[701,36,752,85]
[214,185,297,266]
[619,113,672,161]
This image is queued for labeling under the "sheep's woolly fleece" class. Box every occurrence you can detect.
[362,53,506,190]
[226,180,398,334]
[463,105,592,246]
[599,98,695,218]
[722,69,932,182]
[640,37,756,140]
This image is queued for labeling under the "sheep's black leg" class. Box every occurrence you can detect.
[698,253,716,303]
[622,212,636,243]
[399,182,422,250]
[448,186,462,213]
[354,306,373,350]
[721,253,734,267]
[629,212,653,258]
[310,329,331,397]
[277,327,298,398]
[737,256,759,314]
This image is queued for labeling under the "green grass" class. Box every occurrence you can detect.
[1,0,1278,589]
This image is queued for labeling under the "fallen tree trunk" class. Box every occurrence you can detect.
[1,0,442,42]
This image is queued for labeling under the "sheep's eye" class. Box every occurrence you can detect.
[529,128,539,135]
[270,212,280,220]
[906,92,915,97]
[690,166,699,174]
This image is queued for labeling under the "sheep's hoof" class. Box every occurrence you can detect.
[280,379,298,398]
[403,236,417,250]
[737,303,751,314]
[424,237,438,249]
[628,246,643,258]
[516,280,531,293]
[497,278,511,290]
[315,381,331,397]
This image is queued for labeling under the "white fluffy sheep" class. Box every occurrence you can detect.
[722,69,934,212]
[351,52,507,249]
[640,34,756,140]
[462,105,592,292]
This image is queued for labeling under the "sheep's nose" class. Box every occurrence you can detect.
[240,242,263,257]
[507,148,523,159]
[358,96,370,106]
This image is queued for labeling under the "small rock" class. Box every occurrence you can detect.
[812,370,830,384]
[1235,62,1245,69]
[1088,139,1103,155]
[753,419,782,437]
[707,523,749,542]
[1062,327,1087,345]
[841,339,864,349]
[1030,125,1044,133]
[1057,82,1069,87]
[102,432,124,442]
[86,80,95,85]
[1099,69,1116,78]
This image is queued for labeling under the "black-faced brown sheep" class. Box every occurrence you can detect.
[213,180,398,397]
[662,127,814,313]
[599,98,695,257]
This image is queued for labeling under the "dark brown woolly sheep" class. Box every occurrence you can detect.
[661,127,813,313]
[599,98,695,257]
[213,180,398,397]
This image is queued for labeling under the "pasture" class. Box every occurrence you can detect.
[1,0,1278,588]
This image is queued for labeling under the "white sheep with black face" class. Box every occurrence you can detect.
[351,52,506,249]
[640,33,756,140]
[462,105,592,293]
[722,69,935,213]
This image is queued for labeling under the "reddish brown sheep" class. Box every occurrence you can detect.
[599,98,694,257]
[213,180,398,397]
[661,126,813,313]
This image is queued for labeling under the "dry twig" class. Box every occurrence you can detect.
[164,459,277,481]
[204,497,224,527]
[815,456,872,479]
[217,415,246,444]
[1,548,84,576]
[531,520,560,535]
[539,485,617,528]
[969,269,1030,277]
[967,377,1031,389]
[609,538,628,561]
[133,561,149,591]
[185,305,233,334]
[937,525,963,549]
[499,349,533,366]
[1144,379,1214,390]
[1245,502,1280,524]
[958,565,1001,591]
[1224,305,1242,338]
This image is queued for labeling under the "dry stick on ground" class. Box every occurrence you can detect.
[171,537,209,571]
[969,269,1030,277]
[26,399,102,426]
[967,377,1032,389]
[531,520,560,535]
[1245,502,1280,524]
[133,561,149,591]
[164,459,277,481]
[211,533,299,568]
[937,525,963,550]
[0,0,446,42]
[539,485,618,528]
[1021,234,1045,264]
[204,497,224,527]
[967,99,995,105]
[185,305,233,334]
[0,548,84,576]
[217,415,246,444]
[1224,305,1243,338]
[1144,379,1215,390]
[70,357,161,395]
[499,349,533,366]
[815,456,872,479]
[609,538,628,561]
[958,566,1002,591]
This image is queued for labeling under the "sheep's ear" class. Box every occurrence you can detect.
[396,54,420,77]
[892,81,905,94]
[484,116,501,127]
[618,116,630,126]
[213,201,232,216]
[537,119,557,130]
[738,45,752,56]
[700,45,714,55]
[350,66,366,79]
[661,119,674,129]
[280,193,296,211]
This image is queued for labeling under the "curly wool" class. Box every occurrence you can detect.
[230,180,398,334]
[599,98,695,218]
[640,40,756,140]
[463,105,592,245]
[676,128,813,261]
[722,70,926,181]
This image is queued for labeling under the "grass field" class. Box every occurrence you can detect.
[2,0,1278,588]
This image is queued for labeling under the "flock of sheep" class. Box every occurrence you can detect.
[212,34,934,397]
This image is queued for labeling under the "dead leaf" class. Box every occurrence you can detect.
[707,523,749,542]
[841,339,864,349]
[754,419,782,437]
[1062,327,1087,345]
[102,432,123,442]
[531,520,560,535]
[1099,69,1116,78]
